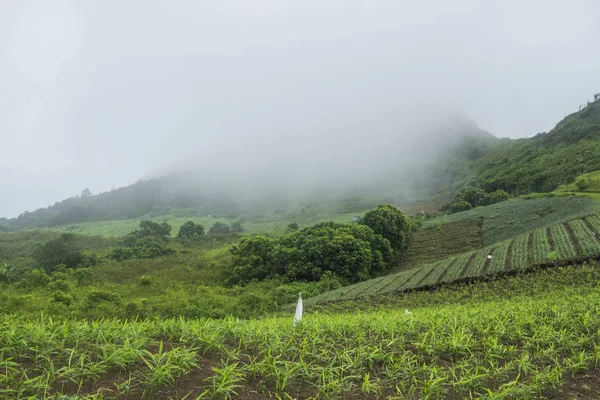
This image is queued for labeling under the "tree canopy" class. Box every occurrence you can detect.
[229,221,393,285]
[34,233,84,273]
[209,222,230,234]
[177,221,205,238]
[359,204,413,252]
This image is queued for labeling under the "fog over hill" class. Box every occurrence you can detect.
[1,1,599,217]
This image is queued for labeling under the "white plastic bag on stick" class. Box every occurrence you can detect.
[293,293,303,326]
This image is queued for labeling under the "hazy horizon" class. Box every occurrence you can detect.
[1,1,599,218]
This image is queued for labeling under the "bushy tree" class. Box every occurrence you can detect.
[359,204,412,252]
[487,189,510,204]
[109,247,134,261]
[209,222,230,234]
[449,200,473,213]
[34,233,84,273]
[444,187,510,214]
[112,220,176,261]
[132,237,175,259]
[459,187,489,207]
[230,236,275,283]
[19,269,50,288]
[229,221,393,285]
[139,220,172,239]
[177,221,205,238]
[122,220,172,246]
[230,221,245,233]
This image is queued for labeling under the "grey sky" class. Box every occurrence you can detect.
[1,0,599,217]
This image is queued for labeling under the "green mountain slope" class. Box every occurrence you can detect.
[1,122,495,231]
[473,98,600,194]
[2,97,599,232]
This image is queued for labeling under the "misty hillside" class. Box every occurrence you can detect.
[1,118,495,230]
[3,96,600,232]
[472,97,600,194]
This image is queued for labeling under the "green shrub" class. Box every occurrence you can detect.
[19,269,50,288]
[449,200,473,213]
[235,292,278,317]
[209,222,230,234]
[109,247,134,261]
[488,189,510,204]
[52,290,74,306]
[49,279,72,292]
[132,237,175,259]
[33,233,84,273]
[139,275,152,286]
[85,289,121,308]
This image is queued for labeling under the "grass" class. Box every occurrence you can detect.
[3,262,600,399]
[396,218,483,271]
[557,169,600,192]
[305,213,600,306]
[44,211,366,238]
[423,196,600,245]
[46,216,234,238]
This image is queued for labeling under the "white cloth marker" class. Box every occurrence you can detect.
[293,292,303,326]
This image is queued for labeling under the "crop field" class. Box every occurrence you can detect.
[4,262,600,399]
[423,196,600,245]
[306,213,600,306]
[396,218,483,271]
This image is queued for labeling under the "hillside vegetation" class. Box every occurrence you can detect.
[305,212,600,306]
[473,98,600,195]
[3,262,600,399]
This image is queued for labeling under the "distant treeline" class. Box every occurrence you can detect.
[0,176,241,231]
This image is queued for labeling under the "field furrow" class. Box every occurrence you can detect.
[584,214,600,235]
[419,260,453,287]
[550,224,578,260]
[438,253,471,283]
[341,276,385,298]
[379,268,421,294]
[510,234,529,270]
[564,222,583,256]
[464,251,490,278]
[488,242,510,274]
[402,264,437,289]
[459,252,478,279]
[363,273,407,296]
[532,229,551,264]
[568,219,600,257]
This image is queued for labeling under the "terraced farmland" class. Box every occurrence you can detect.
[305,213,600,306]
[396,218,483,270]
[423,196,600,245]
